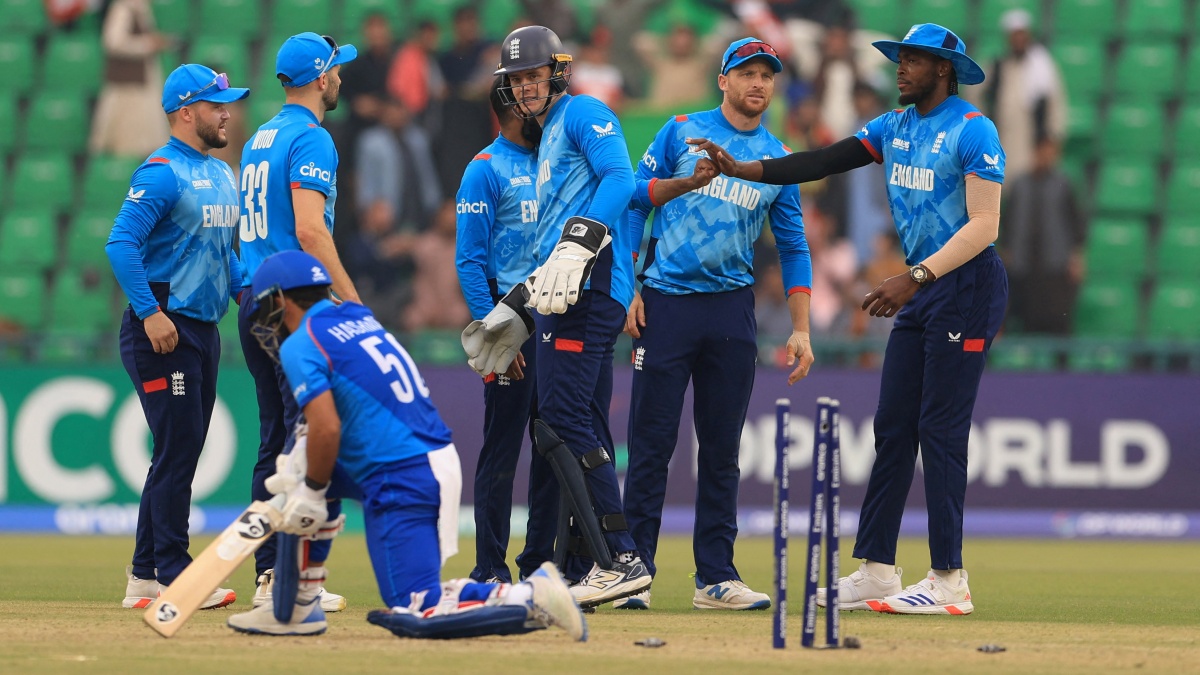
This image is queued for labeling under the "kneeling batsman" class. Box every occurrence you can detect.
[461,216,610,377]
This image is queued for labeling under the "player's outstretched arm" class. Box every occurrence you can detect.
[686,136,874,185]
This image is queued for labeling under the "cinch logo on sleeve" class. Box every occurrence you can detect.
[889,163,934,192]
[299,162,332,182]
[457,199,488,214]
[640,151,658,172]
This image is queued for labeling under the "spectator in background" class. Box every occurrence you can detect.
[811,24,862,138]
[844,82,892,265]
[976,9,1067,178]
[90,0,171,158]
[354,98,442,237]
[340,13,398,154]
[569,28,625,112]
[849,230,907,367]
[599,0,669,100]
[999,137,1085,335]
[435,7,496,203]
[388,20,446,136]
[802,205,857,338]
[753,259,795,340]
[403,201,471,332]
[518,0,579,44]
[634,23,725,109]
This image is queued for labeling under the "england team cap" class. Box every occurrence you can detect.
[720,37,784,76]
[275,32,358,88]
[161,64,249,113]
[872,24,985,86]
[251,250,332,307]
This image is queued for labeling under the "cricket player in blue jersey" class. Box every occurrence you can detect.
[460,25,651,607]
[455,77,558,583]
[237,32,362,613]
[693,23,1006,616]
[618,38,813,612]
[108,63,249,610]
[226,250,586,642]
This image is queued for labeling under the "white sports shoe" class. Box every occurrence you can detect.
[817,562,903,611]
[693,580,771,610]
[870,569,973,615]
[526,562,588,641]
[613,589,651,610]
[123,566,236,609]
[227,597,327,635]
[252,569,347,613]
[569,557,652,608]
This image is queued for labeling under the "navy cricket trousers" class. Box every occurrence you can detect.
[624,286,758,583]
[120,308,219,585]
[471,335,559,582]
[854,248,1008,570]
[534,290,636,557]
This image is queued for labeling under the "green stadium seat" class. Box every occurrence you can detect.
[1066,342,1131,372]
[1083,218,1148,281]
[270,0,335,40]
[846,0,908,36]
[977,0,1039,35]
[0,209,57,272]
[22,91,89,153]
[1065,98,1098,144]
[480,0,523,39]
[1052,38,1107,98]
[1099,101,1165,158]
[909,0,971,37]
[198,0,261,39]
[1146,281,1200,339]
[40,33,104,94]
[0,35,35,95]
[620,111,673,166]
[339,0,406,36]
[1165,159,1200,214]
[1171,100,1200,156]
[1154,218,1200,280]
[1183,48,1200,97]
[151,0,194,35]
[0,94,15,156]
[1093,159,1158,215]
[410,0,460,28]
[1111,43,1180,99]
[643,0,723,35]
[188,35,252,83]
[1052,0,1117,38]
[0,271,47,330]
[0,0,47,34]
[1123,0,1185,37]
[66,210,117,268]
[9,153,74,212]
[81,155,140,210]
[1073,280,1139,337]
[50,270,115,334]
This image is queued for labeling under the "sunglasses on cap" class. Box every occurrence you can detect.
[178,72,230,107]
[722,41,778,73]
[316,34,339,77]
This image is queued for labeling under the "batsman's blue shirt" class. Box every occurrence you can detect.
[455,134,540,321]
[536,94,636,308]
[855,96,1005,265]
[238,103,339,276]
[280,299,453,485]
[106,136,247,322]
[631,108,812,296]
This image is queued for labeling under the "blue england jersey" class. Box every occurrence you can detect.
[855,96,1005,265]
[238,103,340,276]
[536,94,636,308]
[631,108,812,296]
[280,300,454,485]
[455,135,540,321]
[106,137,246,323]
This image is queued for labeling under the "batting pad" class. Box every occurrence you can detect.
[367,606,542,639]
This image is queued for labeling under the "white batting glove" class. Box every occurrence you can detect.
[264,440,308,496]
[279,481,328,536]
[528,216,612,315]
[461,283,534,376]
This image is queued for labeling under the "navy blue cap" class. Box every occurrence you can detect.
[251,250,332,306]
[276,32,358,88]
[721,37,784,76]
[162,64,249,113]
[872,24,985,85]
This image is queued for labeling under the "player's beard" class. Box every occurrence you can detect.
[898,78,935,107]
[728,89,769,120]
[196,117,229,149]
[322,82,340,112]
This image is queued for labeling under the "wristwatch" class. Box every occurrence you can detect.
[909,264,934,287]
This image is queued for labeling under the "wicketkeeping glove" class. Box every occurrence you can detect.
[528,216,612,315]
[279,481,328,536]
[461,283,535,377]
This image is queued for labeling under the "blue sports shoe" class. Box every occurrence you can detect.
[227,597,327,635]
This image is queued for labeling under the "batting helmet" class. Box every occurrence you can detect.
[494,25,572,118]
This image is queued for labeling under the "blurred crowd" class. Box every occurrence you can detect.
[88,0,1084,347]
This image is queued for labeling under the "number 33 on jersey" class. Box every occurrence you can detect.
[238,104,342,278]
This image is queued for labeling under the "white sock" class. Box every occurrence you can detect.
[932,568,962,584]
[864,561,896,579]
[501,583,533,606]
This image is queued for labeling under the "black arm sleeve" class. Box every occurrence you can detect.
[758,136,876,185]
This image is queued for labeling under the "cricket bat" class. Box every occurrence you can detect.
[143,494,286,638]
